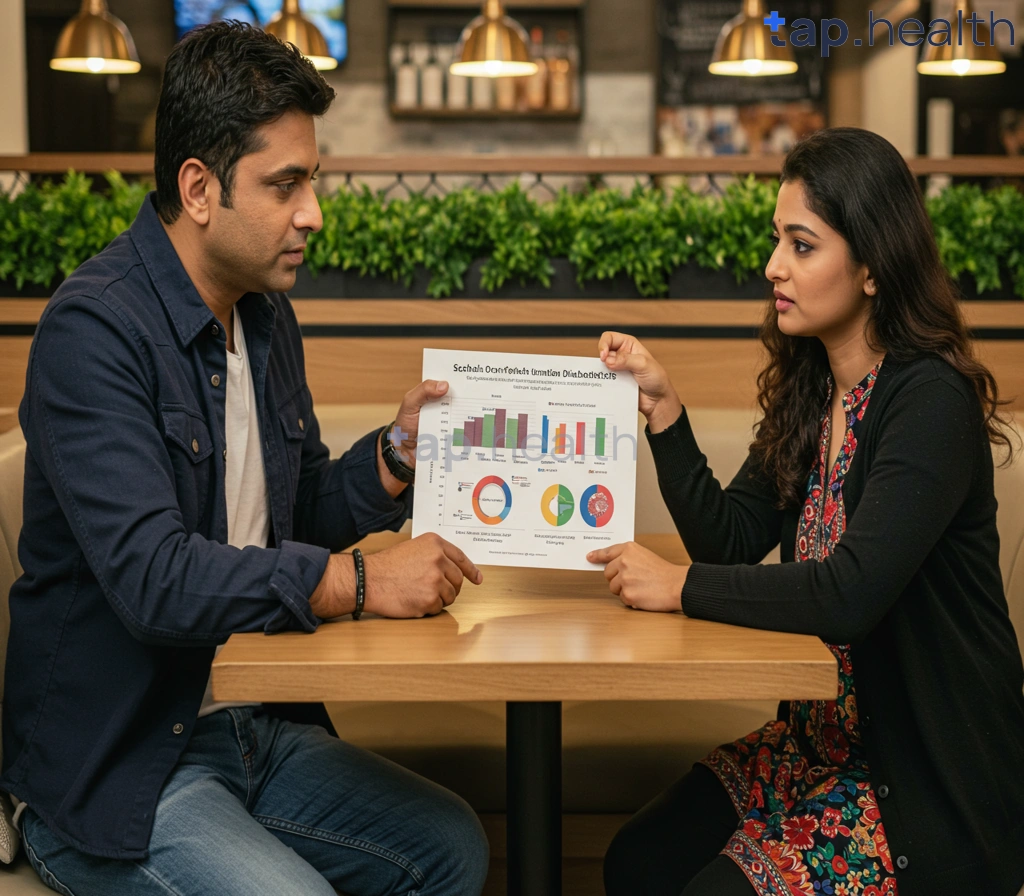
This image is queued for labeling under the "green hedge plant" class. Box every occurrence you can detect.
[1,171,1022,299]
[0,171,148,289]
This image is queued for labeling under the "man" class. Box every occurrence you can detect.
[1,21,489,896]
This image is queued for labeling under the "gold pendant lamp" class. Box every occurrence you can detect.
[450,0,538,78]
[917,0,1005,75]
[265,0,339,71]
[50,0,141,74]
[709,0,798,76]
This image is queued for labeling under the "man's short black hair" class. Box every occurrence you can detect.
[155,20,335,224]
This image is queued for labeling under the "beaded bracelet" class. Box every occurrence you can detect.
[351,548,366,620]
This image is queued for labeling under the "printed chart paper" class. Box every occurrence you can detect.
[412,349,639,570]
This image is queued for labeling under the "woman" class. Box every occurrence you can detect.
[590,128,1024,896]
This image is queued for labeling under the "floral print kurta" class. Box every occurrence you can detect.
[700,360,899,896]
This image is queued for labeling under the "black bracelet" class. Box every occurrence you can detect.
[351,548,366,620]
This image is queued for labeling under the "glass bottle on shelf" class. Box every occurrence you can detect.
[547,30,572,112]
[440,42,468,110]
[394,44,419,109]
[421,45,444,109]
[470,76,493,110]
[564,30,580,109]
[495,74,518,111]
[524,26,548,110]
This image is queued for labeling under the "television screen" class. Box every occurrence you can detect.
[173,0,347,64]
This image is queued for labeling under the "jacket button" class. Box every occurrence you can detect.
[298,417,304,431]
[172,723,184,735]
[211,374,221,387]
[211,324,219,337]
[191,438,199,454]
[223,448,227,460]
[896,855,909,870]
[877,784,889,798]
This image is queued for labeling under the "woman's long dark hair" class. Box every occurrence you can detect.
[750,127,1016,509]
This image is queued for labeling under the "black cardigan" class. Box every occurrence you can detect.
[648,356,1024,896]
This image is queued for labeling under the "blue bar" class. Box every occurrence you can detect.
[541,415,549,454]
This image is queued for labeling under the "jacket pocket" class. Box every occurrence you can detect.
[277,386,311,499]
[160,407,214,529]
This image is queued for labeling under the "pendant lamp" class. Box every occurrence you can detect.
[265,0,338,71]
[450,0,538,78]
[709,0,798,76]
[917,0,1005,75]
[50,0,141,74]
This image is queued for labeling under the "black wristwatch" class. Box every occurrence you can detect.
[380,421,416,484]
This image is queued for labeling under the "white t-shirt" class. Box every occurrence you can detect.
[198,306,271,717]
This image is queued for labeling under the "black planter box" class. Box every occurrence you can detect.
[669,262,769,300]
[291,258,774,300]
[290,258,648,299]
[0,277,60,298]
[953,271,1020,302]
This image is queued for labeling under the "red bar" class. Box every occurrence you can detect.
[495,408,507,448]
[517,414,528,450]
[576,422,585,456]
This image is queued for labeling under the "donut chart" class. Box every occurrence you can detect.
[472,475,512,525]
[541,484,574,526]
[580,484,614,528]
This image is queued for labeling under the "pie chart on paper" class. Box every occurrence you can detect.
[541,483,574,527]
[580,484,614,528]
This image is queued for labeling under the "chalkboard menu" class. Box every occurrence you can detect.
[657,0,827,106]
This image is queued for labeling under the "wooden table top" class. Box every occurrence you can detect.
[212,533,837,703]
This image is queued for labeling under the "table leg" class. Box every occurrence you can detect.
[506,701,562,896]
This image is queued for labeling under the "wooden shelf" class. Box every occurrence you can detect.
[389,104,582,120]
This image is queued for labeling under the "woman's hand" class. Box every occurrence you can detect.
[597,331,682,433]
[587,542,689,613]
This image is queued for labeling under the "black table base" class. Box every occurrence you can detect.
[506,701,562,896]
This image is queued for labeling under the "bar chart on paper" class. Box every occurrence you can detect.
[412,349,639,570]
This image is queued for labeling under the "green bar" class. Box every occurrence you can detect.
[596,417,606,456]
[506,419,518,449]
[453,428,464,447]
[482,414,495,448]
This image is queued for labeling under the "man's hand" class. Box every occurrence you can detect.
[376,379,449,496]
[363,533,482,618]
[394,379,449,465]
[586,542,688,613]
[310,534,482,620]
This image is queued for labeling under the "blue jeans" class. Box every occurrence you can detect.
[20,708,489,896]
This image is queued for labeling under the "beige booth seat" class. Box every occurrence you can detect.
[1,407,1022,891]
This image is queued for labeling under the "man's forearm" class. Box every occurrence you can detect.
[309,552,358,618]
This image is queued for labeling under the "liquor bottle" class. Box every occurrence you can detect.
[524,26,548,110]
[496,74,518,111]
[440,43,469,109]
[421,45,444,109]
[547,31,572,112]
[394,44,418,109]
[470,76,493,110]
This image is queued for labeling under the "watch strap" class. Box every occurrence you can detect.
[380,421,416,484]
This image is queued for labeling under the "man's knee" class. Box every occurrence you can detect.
[448,800,491,890]
[427,793,490,894]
